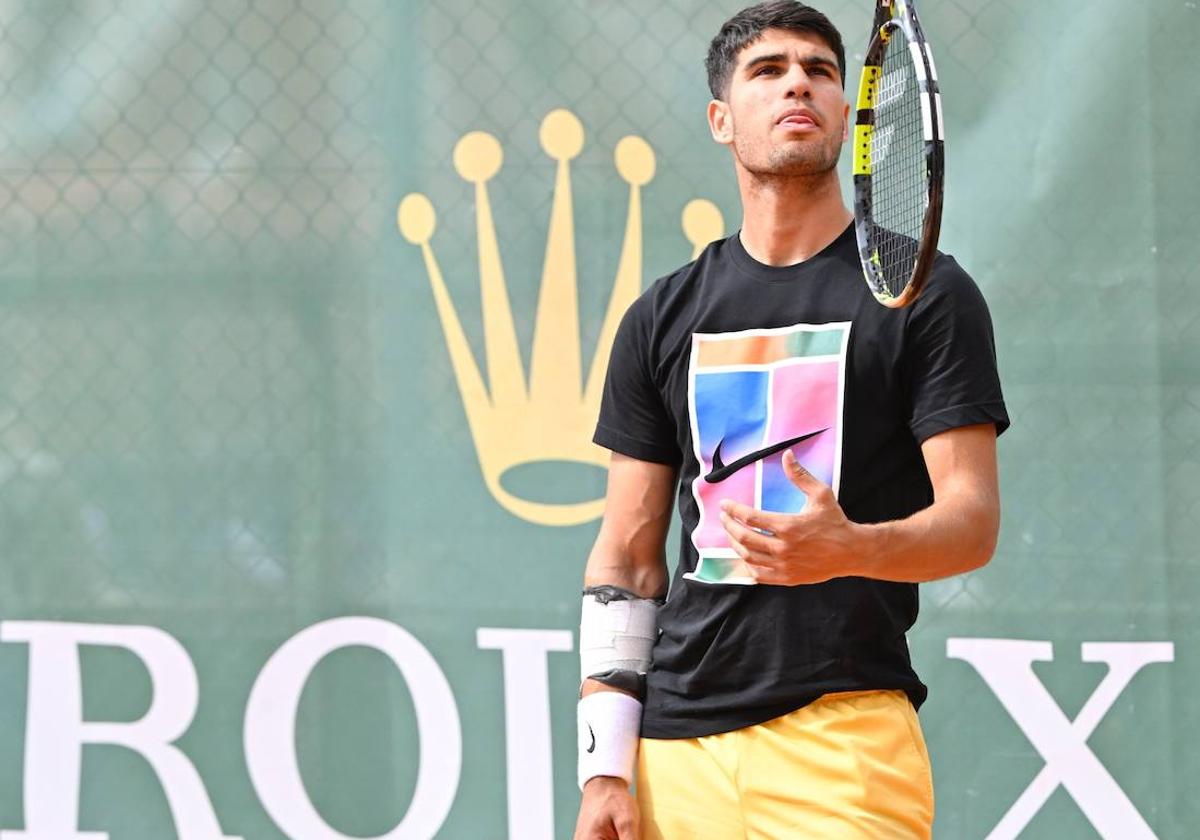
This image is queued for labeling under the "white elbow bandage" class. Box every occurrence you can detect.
[577,585,661,789]
[579,585,660,682]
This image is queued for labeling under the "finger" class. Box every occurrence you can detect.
[720,510,780,555]
[744,557,817,586]
[743,559,788,585]
[782,449,832,499]
[719,499,783,534]
[726,531,752,560]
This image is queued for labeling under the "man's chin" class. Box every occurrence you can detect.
[750,155,839,178]
[732,136,842,178]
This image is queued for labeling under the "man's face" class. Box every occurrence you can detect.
[708,29,849,178]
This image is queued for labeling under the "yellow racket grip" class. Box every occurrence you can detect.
[853,124,874,176]
[857,64,881,110]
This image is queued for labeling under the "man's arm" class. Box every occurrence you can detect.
[583,452,675,602]
[574,452,675,840]
[858,422,999,581]
[719,423,999,585]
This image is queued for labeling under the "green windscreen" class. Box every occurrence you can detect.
[0,2,1195,838]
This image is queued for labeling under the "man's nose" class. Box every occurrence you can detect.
[782,64,813,99]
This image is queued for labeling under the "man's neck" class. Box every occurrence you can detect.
[736,168,852,266]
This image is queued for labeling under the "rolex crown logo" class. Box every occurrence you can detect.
[399,109,723,527]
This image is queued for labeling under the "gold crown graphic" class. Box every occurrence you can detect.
[398,109,724,527]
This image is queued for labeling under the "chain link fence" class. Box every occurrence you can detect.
[0,1,1196,837]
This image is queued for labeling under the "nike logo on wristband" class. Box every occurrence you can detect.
[703,428,827,483]
[586,724,596,753]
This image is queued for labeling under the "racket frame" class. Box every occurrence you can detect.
[852,0,945,309]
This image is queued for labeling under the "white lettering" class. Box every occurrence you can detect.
[244,617,461,840]
[947,638,1173,840]
[0,621,239,840]
[477,628,573,840]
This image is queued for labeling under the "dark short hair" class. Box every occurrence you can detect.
[706,1,847,98]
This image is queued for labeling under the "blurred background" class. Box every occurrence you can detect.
[0,1,1195,837]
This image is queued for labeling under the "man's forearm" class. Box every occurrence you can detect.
[584,533,670,598]
[853,490,999,583]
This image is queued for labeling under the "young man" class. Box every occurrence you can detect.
[574,3,1008,838]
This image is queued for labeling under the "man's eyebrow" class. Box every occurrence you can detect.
[800,55,839,73]
[742,52,788,73]
[741,52,840,76]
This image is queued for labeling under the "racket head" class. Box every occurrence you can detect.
[852,0,944,309]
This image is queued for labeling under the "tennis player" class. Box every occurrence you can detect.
[573,2,1007,838]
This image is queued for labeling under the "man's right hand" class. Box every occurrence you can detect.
[573,775,640,840]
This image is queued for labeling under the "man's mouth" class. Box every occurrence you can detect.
[777,110,818,129]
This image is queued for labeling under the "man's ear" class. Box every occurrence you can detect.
[708,99,734,145]
[841,101,850,142]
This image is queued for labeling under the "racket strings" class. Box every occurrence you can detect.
[870,37,927,299]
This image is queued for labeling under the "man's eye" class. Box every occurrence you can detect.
[809,67,829,77]
[754,66,779,76]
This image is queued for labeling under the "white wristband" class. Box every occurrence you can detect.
[577,691,642,790]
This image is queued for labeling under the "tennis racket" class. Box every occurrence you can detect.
[852,0,944,308]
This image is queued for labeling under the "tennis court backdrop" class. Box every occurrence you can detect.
[0,1,1195,838]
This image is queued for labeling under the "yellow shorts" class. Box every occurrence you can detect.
[636,690,934,840]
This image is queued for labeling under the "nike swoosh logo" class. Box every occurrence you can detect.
[586,723,596,753]
[703,428,827,483]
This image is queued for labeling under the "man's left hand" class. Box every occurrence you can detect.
[719,449,867,585]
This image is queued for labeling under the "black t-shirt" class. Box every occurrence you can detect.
[593,223,1009,739]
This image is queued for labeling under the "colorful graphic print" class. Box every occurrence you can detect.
[686,323,850,585]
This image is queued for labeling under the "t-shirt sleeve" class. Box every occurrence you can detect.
[593,295,682,465]
[905,256,1010,443]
